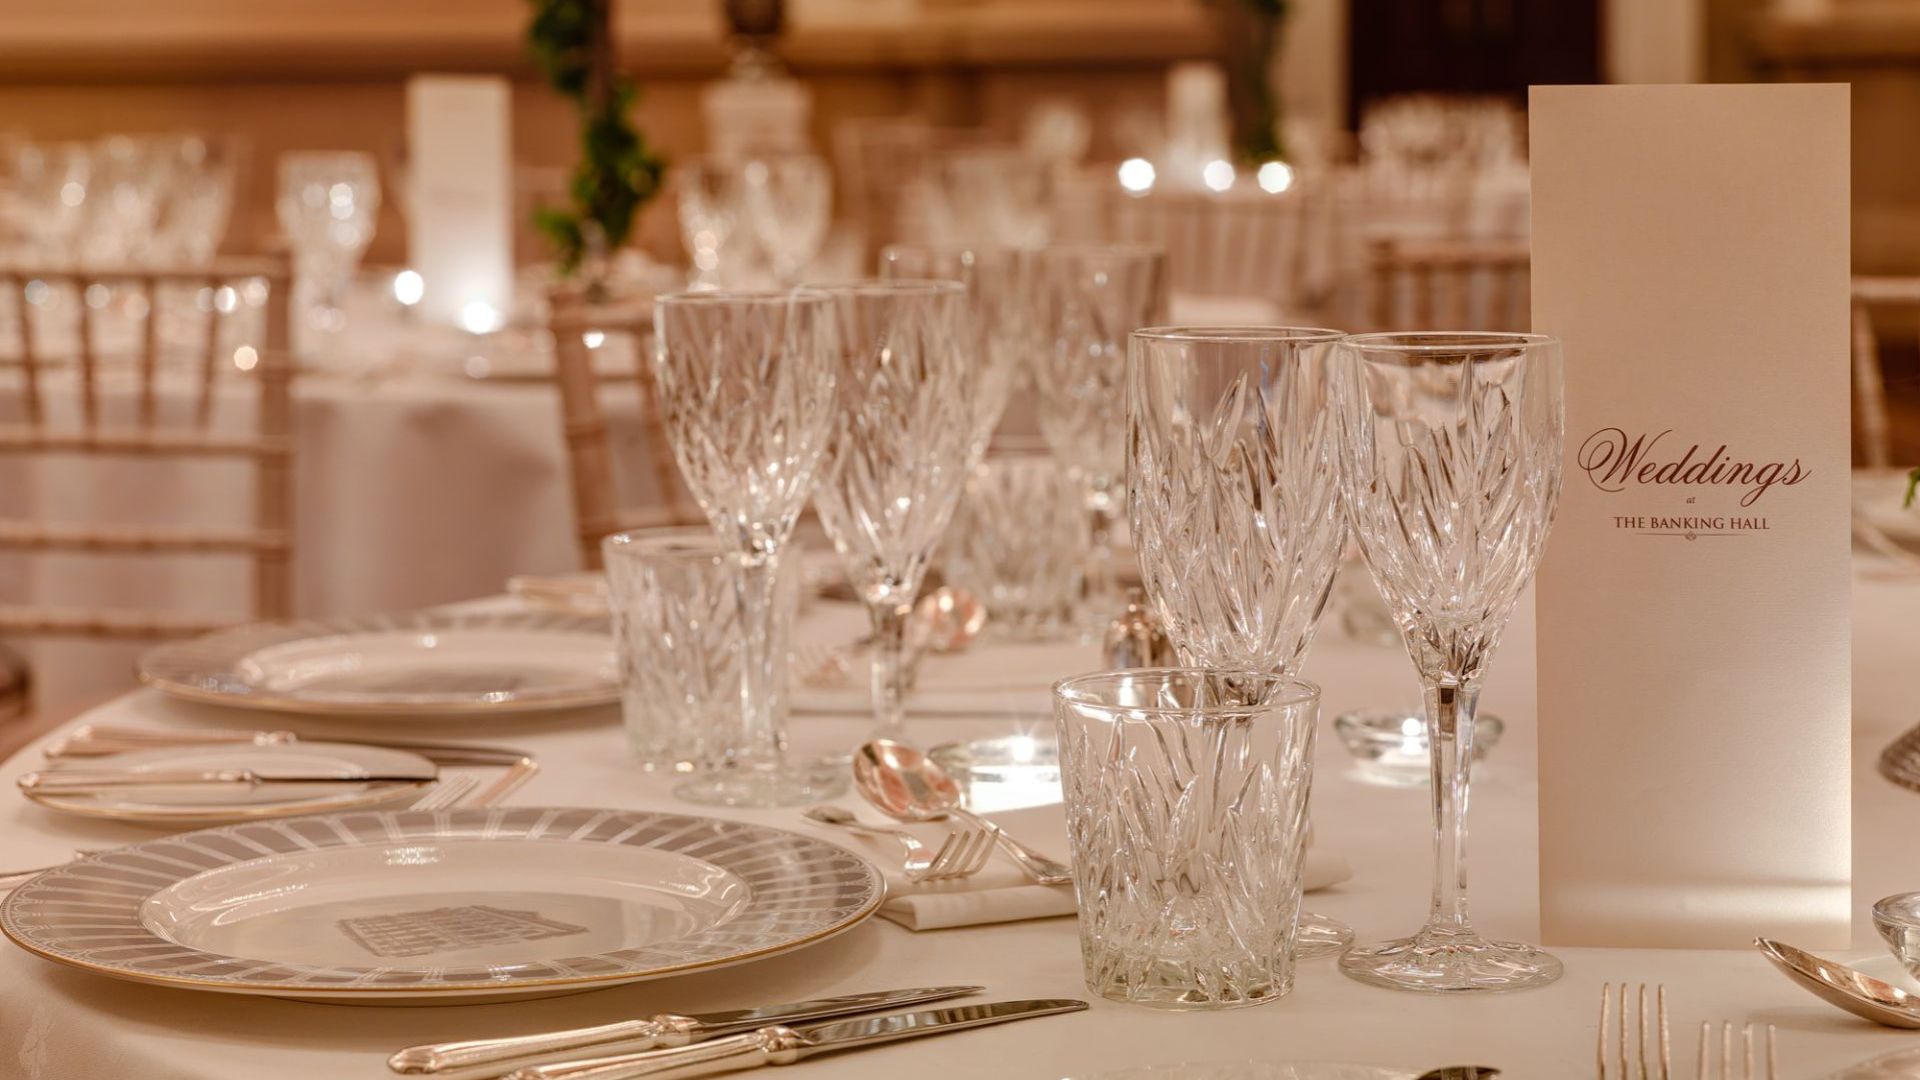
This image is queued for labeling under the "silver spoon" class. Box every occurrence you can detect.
[853,739,1072,886]
[1755,937,1920,1028]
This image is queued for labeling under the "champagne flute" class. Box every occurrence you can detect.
[807,280,979,741]
[1127,324,1353,959]
[652,290,843,806]
[1332,331,1565,993]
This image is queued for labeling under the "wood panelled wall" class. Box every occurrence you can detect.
[0,0,1215,266]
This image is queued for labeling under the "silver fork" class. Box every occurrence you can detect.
[802,806,993,883]
[1695,1021,1777,1080]
[1598,982,1669,1080]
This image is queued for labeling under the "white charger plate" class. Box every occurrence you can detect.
[138,610,619,717]
[20,743,436,825]
[0,807,883,1003]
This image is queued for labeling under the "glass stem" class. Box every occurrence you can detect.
[1085,481,1119,617]
[733,549,785,771]
[867,597,912,741]
[1424,680,1480,934]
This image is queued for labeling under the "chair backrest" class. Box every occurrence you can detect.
[547,287,706,570]
[0,255,294,638]
[1107,188,1318,313]
[1362,237,1530,333]
[1851,276,1920,468]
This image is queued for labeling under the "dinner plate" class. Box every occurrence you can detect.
[138,610,619,717]
[20,743,435,825]
[0,807,884,1003]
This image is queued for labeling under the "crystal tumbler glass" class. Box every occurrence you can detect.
[602,528,799,778]
[944,447,1088,640]
[1055,668,1319,1009]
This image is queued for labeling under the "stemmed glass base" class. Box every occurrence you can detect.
[675,758,849,808]
[1294,910,1355,960]
[1338,924,1562,993]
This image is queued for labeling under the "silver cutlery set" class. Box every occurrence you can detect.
[390,986,1086,1080]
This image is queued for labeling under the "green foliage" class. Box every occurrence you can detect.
[526,0,666,274]
[1905,466,1919,510]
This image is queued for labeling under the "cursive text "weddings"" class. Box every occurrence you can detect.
[1577,428,1808,507]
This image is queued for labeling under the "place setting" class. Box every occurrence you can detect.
[5,2,1920,1076]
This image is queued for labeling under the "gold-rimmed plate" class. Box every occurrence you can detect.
[19,742,436,825]
[1,807,884,1003]
[138,610,619,718]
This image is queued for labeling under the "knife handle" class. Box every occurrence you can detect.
[388,1017,690,1078]
[506,1027,805,1080]
[19,769,258,792]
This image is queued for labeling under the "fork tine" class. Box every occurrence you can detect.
[1720,1022,1732,1080]
[1598,982,1612,1080]
[967,827,994,875]
[1619,983,1631,1078]
[1763,1024,1776,1080]
[1638,984,1650,1079]
[1742,1023,1755,1080]
[925,830,965,880]
[1696,1022,1708,1080]
[1658,985,1670,1080]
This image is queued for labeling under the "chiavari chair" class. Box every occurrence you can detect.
[1363,236,1530,333]
[0,256,294,641]
[547,286,704,570]
[1849,276,1920,468]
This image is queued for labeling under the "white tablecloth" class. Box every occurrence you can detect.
[0,562,1916,1078]
[0,368,663,705]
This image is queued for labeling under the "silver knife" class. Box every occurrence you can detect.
[19,766,439,793]
[504,999,1090,1080]
[387,985,985,1080]
[48,725,533,767]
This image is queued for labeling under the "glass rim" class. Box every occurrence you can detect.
[793,278,967,298]
[602,527,729,561]
[1054,668,1322,715]
[654,289,829,307]
[1338,331,1558,353]
[1132,325,1346,345]
[880,242,1020,259]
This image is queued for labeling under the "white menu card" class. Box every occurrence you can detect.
[1531,84,1852,949]
[406,75,513,330]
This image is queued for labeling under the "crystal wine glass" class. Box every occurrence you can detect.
[1332,331,1565,993]
[675,159,746,289]
[652,290,844,806]
[740,154,831,287]
[807,280,980,741]
[879,243,1032,455]
[276,151,380,353]
[1036,245,1168,623]
[1127,324,1354,960]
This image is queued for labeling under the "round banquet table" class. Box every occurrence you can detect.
[0,563,1916,1079]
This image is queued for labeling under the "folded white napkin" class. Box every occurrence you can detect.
[805,803,1354,932]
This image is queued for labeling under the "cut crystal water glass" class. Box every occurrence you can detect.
[652,290,843,806]
[1127,324,1353,959]
[943,447,1088,641]
[1333,331,1565,993]
[602,528,799,780]
[807,280,979,741]
[1055,668,1318,1009]
[276,150,380,357]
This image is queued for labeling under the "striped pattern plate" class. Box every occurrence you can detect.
[0,807,884,1002]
